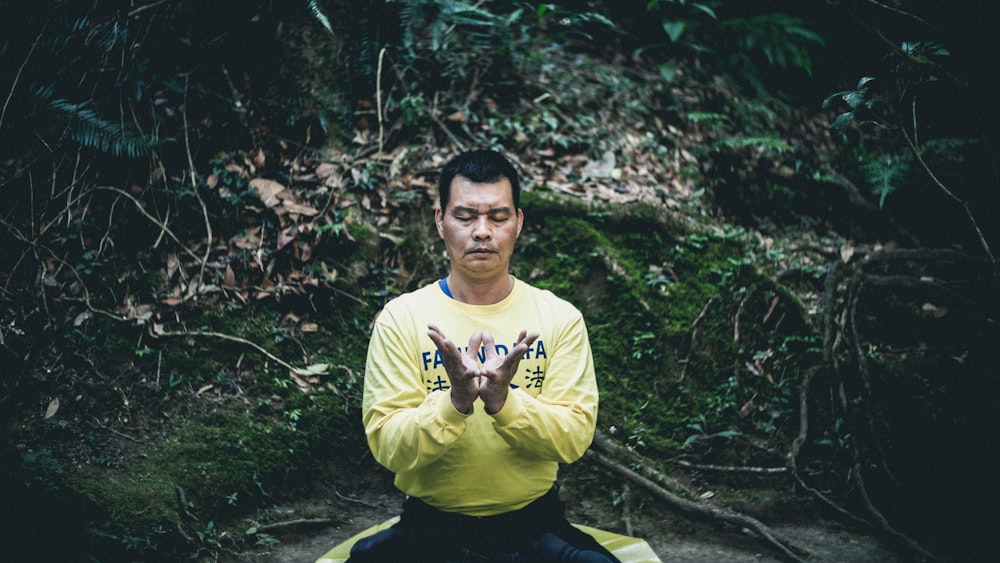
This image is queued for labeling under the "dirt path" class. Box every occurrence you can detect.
[222,461,902,563]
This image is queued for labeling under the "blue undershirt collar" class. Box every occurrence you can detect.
[438,277,453,299]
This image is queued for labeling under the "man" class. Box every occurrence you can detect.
[350,149,617,562]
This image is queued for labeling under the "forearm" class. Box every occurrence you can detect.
[490,388,597,462]
[364,390,469,473]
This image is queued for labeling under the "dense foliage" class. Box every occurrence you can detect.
[2,1,997,561]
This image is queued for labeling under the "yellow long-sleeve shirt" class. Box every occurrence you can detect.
[362,278,599,516]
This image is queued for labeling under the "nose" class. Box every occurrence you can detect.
[472,215,491,240]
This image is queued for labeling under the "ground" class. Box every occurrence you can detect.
[221,457,901,563]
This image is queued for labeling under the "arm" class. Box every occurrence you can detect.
[489,313,598,463]
[362,314,470,474]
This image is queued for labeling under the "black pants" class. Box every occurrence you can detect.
[347,486,620,563]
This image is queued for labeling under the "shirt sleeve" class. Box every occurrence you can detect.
[361,309,469,474]
[489,311,598,462]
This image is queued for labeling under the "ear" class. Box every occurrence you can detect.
[515,208,524,238]
[435,207,444,238]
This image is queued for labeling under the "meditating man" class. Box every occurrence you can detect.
[350,149,617,562]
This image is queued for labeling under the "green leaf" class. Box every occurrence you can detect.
[842,91,864,110]
[857,76,876,89]
[659,63,679,82]
[830,112,854,132]
[662,21,686,43]
[693,3,718,20]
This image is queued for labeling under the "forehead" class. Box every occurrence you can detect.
[446,176,514,211]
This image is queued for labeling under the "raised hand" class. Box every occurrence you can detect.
[427,324,483,414]
[478,329,539,414]
[427,325,539,415]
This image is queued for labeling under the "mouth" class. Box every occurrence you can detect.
[466,247,496,256]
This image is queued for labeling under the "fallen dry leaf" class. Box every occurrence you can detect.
[294,363,329,376]
[44,397,60,419]
[316,162,337,179]
[281,201,320,216]
[249,178,285,203]
[73,310,92,327]
[277,226,298,249]
[223,264,237,288]
[840,241,855,263]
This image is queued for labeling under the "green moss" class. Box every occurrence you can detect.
[512,194,814,460]
[66,464,179,529]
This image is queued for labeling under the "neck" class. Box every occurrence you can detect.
[446,273,514,305]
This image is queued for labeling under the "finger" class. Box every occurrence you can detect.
[466,330,484,363]
[427,324,451,351]
[479,330,497,362]
[510,330,540,357]
[517,330,540,349]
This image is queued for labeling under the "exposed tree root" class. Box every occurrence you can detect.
[588,433,811,562]
[789,247,996,562]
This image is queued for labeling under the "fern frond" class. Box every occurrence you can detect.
[47,97,158,159]
[718,136,792,153]
[862,154,910,208]
[307,0,333,33]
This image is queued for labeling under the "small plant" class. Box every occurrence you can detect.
[683,415,742,448]
[284,408,303,430]
[19,449,63,493]
[860,152,911,209]
[255,532,280,548]
[42,93,160,159]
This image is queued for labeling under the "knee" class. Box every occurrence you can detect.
[348,528,407,562]
[528,533,615,563]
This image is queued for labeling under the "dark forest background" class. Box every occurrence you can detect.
[1,1,998,561]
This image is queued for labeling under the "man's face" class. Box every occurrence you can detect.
[436,175,523,282]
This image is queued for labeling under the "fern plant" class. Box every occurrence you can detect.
[721,14,824,76]
[861,153,910,209]
[44,93,160,159]
[392,0,508,67]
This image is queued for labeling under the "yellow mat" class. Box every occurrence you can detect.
[315,517,661,562]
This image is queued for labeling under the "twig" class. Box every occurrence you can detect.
[91,417,142,443]
[176,486,198,521]
[256,518,337,534]
[680,295,717,381]
[428,104,466,150]
[8,231,127,324]
[901,99,995,267]
[621,482,633,536]
[128,0,168,17]
[149,326,299,375]
[733,288,752,343]
[862,0,933,29]
[334,487,380,508]
[0,25,44,132]
[183,78,213,296]
[220,65,243,110]
[376,47,387,155]
[94,186,202,263]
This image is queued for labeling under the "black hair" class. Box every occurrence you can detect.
[437,149,521,211]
